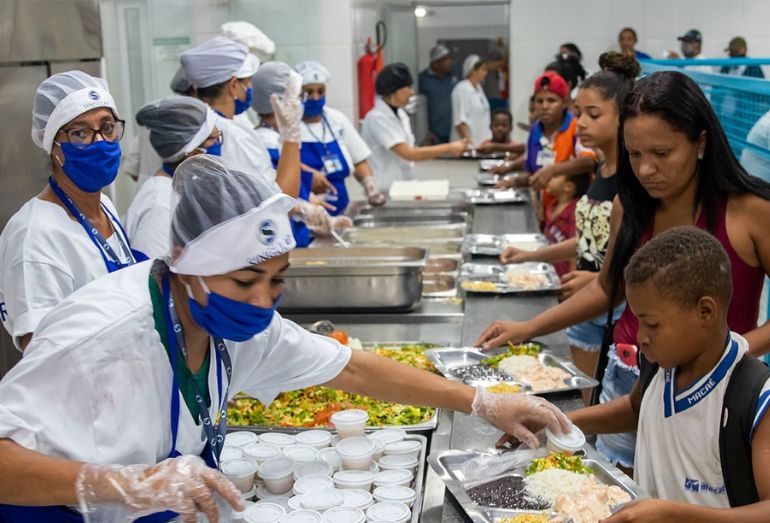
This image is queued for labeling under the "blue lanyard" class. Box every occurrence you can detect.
[304,114,337,156]
[48,176,135,273]
[161,275,231,467]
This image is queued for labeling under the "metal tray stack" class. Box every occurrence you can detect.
[279,247,428,312]
[463,233,547,256]
[428,446,646,523]
[460,262,561,294]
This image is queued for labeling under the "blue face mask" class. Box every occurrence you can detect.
[55,141,121,192]
[187,277,277,342]
[303,95,326,118]
[205,141,222,157]
[234,86,253,115]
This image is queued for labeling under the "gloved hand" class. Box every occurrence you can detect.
[471,387,572,448]
[76,455,244,523]
[360,176,386,206]
[270,71,303,143]
[295,200,353,236]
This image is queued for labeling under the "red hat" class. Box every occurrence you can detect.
[533,71,569,99]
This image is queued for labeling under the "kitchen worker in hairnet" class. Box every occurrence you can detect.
[181,36,300,198]
[295,60,385,213]
[251,62,352,247]
[0,154,570,523]
[361,62,468,193]
[125,96,222,259]
[0,71,144,351]
[451,54,492,147]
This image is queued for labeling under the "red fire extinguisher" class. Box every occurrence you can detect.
[357,21,387,119]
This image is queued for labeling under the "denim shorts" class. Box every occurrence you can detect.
[566,304,625,353]
[595,348,639,468]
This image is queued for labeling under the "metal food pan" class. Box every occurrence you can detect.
[428,447,646,523]
[343,224,466,243]
[461,189,529,205]
[425,257,460,274]
[356,201,471,216]
[475,172,515,186]
[463,234,548,256]
[459,262,561,294]
[422,274,457,298]
[478,159,507,172]
[424,347,598,394]
[353,213,469,229]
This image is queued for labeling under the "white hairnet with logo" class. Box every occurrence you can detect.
[135,97,217,162]
[31,70,119,153]
[180,36,248,88]
[250,61,295,115]
[294,60,331,85]
[169,155,296,276]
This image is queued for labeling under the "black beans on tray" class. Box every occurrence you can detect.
[450,364,513,382]
[466,476,550,510]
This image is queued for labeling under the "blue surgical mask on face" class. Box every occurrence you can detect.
[234,86,253,115]
[205,141,222,156]
[55,141,121,192]
[302,95,326,118]
[186,277,277,342]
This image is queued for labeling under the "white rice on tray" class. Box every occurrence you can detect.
[523,468,589,504]
[498,355,540,378]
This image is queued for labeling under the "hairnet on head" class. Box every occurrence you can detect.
[429,44,451,63]
[180,36,248,88]
[236,53,261,79]
[169,155,296,276]
[221,21,276,57]
[135,97,217,162]
[462,54,484,78]
[31,70,119,154]
[375,63,413,96]
[169,67,193,95]
[294,60,330,85]
[251,61,294,114]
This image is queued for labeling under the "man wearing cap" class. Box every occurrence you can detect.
[667,29,711,73]
[720,37,764,78]
[418,44,458,144]
[451,54,492,147]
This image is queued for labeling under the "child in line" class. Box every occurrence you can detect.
[477,109,525,156]
[543,172,590,277]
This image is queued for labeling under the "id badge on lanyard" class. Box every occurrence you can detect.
[536,137,556,167]
[322,153,344,175]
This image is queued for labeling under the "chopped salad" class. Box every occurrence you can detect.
[526,452,592,476]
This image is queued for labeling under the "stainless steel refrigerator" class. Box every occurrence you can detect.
[0,0,103,376]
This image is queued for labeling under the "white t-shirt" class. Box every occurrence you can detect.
[0,195,133,348]
[123,126,162,187]
[361,98,415,193]
[450,79,492,147]
[300,107,372,169]
[217,115,278,188]
[256,125,281,152]
[635,333,770,507]
[0,261,351,465]
[125,175,176,260]
[233,111,257,132]
[741,110,770,182]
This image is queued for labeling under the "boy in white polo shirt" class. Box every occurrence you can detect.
[571,226,770,521]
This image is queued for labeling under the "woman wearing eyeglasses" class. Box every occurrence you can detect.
[125,97,223,260]
[0,71,144,351]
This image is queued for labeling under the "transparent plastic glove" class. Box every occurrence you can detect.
[270,71,303,143]
[360,176,386,206]
[75,455,244,523]
[460,447,547,481]
[295,200,353,236]
[470,387,572,448]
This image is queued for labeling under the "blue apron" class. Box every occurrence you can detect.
[291,169,315,248]
[300,114,352,216]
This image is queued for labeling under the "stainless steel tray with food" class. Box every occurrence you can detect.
[463,233,548,256]
[479,159,507,172]
[474,172,517,187]
[428,446,645,523]
[353,212,469,229]
[228,342,443,432]
[461,188,529,205]
[352,199,471,217]
[424,346,598,394]
[279,247,428,312]
[460,262,560,294]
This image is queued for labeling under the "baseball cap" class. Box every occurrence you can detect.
[678,29,702,43]
[725,36,747,53]
[533,71,569,99]
[430,44,451,63]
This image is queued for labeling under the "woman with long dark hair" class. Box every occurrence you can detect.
[477,70,770,470]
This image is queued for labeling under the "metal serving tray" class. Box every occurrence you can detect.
[353,213,469,229]
[479,159,507,172]
[474,172,515,187]
[428,446,645,523]
[343,224,466,243]
[279,247,428,312]
[424,347,598,394]
[461,189,529,205]
[355,200,471,216]
[463,234,548,256]
[460,262,560,294]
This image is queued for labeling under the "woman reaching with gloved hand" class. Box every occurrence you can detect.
[0,155,569,523]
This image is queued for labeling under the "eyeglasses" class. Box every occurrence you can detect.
[58,120,126,150]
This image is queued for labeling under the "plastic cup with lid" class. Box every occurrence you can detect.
[293,474,336,496]
[258,496,292,512]
[330,410,369,439]
[368,429,405,446]
[383,440,421,459]
[242,483,258,501]
[372,486,416,508]
[283,444,320,464]
[367,437,386,461]
[259,457,297,495]
[318,448,342,471]
[259,432,297,449]
[368,462,380,474]
[243,502,287,523]
[335,437,376,471]
[280,509,324,523]
[333,469,375,491]
[372,469,413,489]
[221,446,245,462]
[321,506,366,523]
[256,484,293,502]
[341,489,374,511]
[295,429,334,450]
[233,500,256,523]
[365,502,411,523]
[294,459,334,480]
[221,458,259,493]
[226,431,260,449]
[546,424,586,455]
[244,443,283,465]
[377,455,418,473]
[298,489,345,512]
